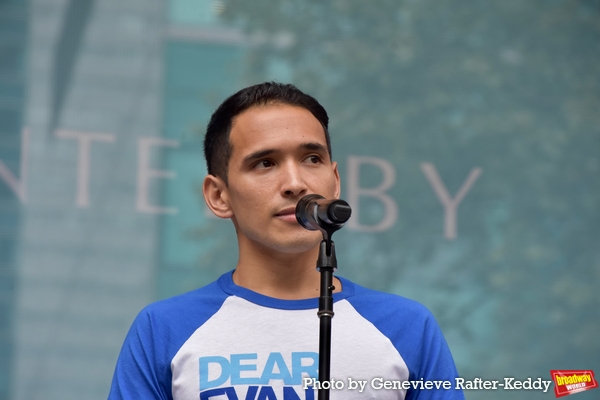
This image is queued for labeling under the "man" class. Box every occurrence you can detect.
[109,82,464,399]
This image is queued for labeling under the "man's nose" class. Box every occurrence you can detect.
[281,162,308,197]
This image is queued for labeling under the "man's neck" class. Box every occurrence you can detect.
[232,243,340,300]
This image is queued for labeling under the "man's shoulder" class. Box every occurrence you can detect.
[134,273,232,328]
[339,277,461,387]
[340,276,434,321]
[339,276,446,349]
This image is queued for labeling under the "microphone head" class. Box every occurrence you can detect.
[295,194,352,231]
[295,194,324,230]
[327,200,351,224]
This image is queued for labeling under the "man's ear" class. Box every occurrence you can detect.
[332,161,341,200]
[202,174,233,219]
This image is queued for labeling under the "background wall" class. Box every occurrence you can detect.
[0,0,598,399]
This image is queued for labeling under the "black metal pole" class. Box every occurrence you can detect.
[317,239,336,400]
[294,194,351,399]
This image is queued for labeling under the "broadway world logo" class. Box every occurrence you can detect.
[550,370,598,398]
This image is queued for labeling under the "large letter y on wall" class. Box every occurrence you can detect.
[421,163,482,240]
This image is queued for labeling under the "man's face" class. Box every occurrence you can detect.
[218,103,340,255]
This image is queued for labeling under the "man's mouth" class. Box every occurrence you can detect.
[275,207,299,222]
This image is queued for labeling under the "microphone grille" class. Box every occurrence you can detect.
[328,200,351,223]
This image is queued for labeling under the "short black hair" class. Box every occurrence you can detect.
[204,82,331,184]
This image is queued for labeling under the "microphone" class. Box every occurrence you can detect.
[295,194,352,231]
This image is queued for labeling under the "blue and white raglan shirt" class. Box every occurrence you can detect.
[109,271,464,400]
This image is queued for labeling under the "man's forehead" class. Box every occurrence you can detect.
[228,104,328,152]
[231,103,320,128]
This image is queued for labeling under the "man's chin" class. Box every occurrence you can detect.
[238,228,323,255]
[270,232,323,255]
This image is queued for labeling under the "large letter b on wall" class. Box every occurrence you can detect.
[346,156,398,233]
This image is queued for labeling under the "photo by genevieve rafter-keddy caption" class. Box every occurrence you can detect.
[303,376,553,393]
[303,370,599,398]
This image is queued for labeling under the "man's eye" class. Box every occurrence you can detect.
[305,155,321,164]
[256,160,274,169]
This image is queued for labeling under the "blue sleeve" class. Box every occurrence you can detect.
[402,309,464,400]
[108,279,229,400]
[108,308,173,400]
[345,282,465,400]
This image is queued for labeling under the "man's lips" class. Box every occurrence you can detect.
[275,207,299,222]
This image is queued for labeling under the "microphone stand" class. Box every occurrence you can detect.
[316,229,337,400]
[294,194,351,400]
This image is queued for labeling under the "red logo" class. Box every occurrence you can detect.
[550,370,598,398]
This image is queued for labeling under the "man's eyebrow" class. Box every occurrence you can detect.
[242,148,277,165]
[300,142,328,154]
[241,142,329,165]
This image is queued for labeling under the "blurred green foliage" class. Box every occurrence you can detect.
[180,1,600,398]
